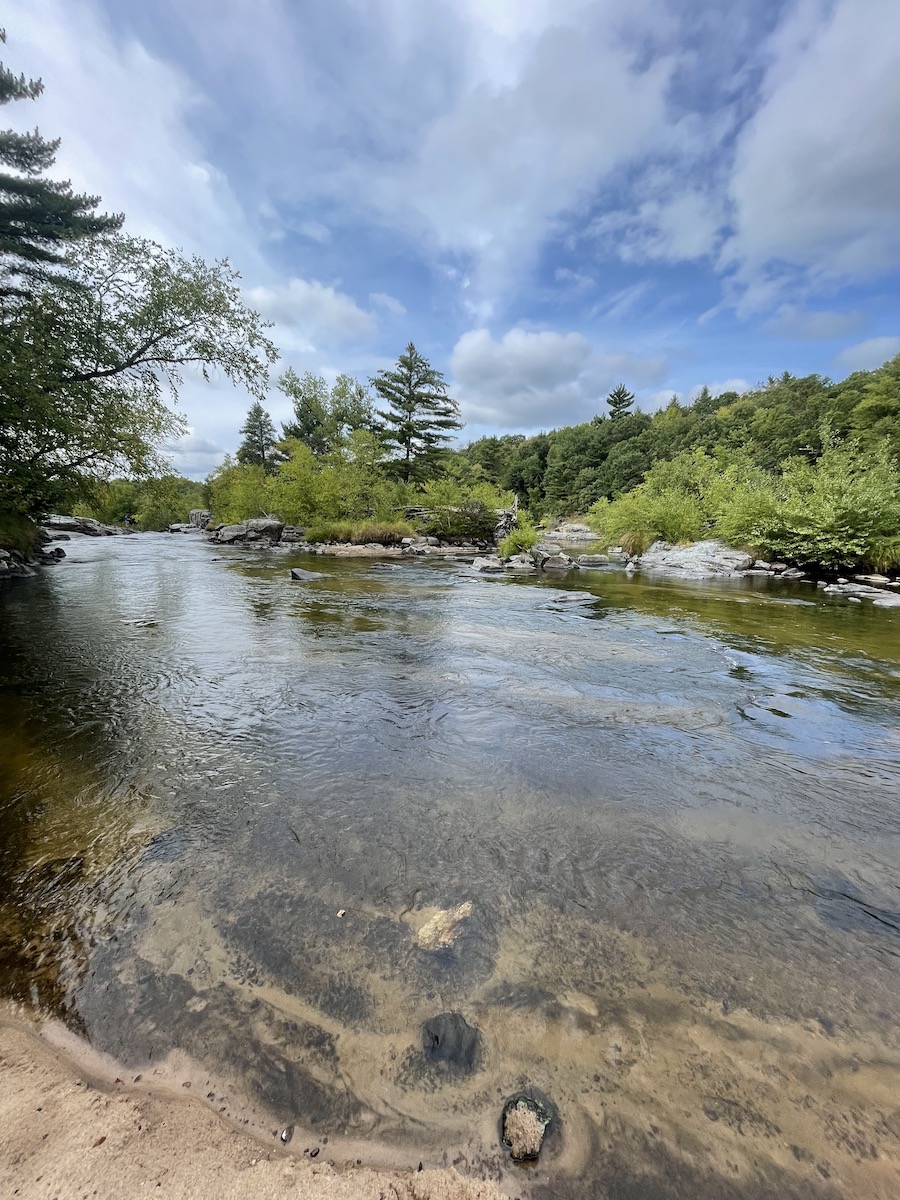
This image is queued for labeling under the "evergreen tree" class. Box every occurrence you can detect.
[606,383,635,420]
[236,401,281,473]
[371,343,462,482]
[0,30,121,296]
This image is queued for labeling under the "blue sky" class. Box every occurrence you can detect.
[8,0,900,476]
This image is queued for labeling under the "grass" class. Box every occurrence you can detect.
[303,519,417,545]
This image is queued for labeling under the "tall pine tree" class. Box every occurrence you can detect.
[0,29,121,297]
[606,383,635,420]
[371,343,462,482]
[237,401,281,473]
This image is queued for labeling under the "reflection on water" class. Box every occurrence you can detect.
[1,534,900,1198]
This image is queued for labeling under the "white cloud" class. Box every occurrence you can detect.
[299,220,332,244]
[835,337,900,373]
[555,267,594,291]
[451,327,667,428]
[369,291,407,317]
[163,429,227,479]
[723,0,900,307]
[9,0,263,270]
[245,279,376,351]
[388,13,677,303]
[765,305,868,341]
[592,190,723,265]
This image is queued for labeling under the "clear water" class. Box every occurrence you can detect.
[2,534,899,1198]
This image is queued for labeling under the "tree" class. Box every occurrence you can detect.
[279,369,373,456]
[237,401,281,472]
[606,383,635,420]
[371,342,462,482]
[0,234,278,515]
[0,30,121,296]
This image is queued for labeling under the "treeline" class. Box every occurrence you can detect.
[451,359,900,570]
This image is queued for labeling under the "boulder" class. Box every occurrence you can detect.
[471,556,505,574]
[246,517,284,540]
[289,567,328,581]
[577,553,609,566]
[280,525,306,543]
[542,554,578,571]
[504,554,537,572]
[415,902,474,950]
[209,523,249,544]
[167,523,195,534]
[637,540,752,577]
[189,508,211,527]
[501,1091,557,1162]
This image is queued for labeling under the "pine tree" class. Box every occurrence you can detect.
[371,343,462,482]
[606,383,635,420]
[0,29,121,297]
[237,401,281,473]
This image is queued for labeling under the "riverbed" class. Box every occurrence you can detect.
[1,533,899,1199]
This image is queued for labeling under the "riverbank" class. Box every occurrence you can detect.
[0,1019,506,1200]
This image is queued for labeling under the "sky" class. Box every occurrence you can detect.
[7,0,900,477]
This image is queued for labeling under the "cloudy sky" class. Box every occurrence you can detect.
[8,0,900,475]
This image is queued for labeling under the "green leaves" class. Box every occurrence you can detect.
[0,234,277,515]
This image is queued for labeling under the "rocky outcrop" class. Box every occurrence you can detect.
[637,540,753,577]
[548,521,596,541]
[189,509,211,527]
[578,553,609,566]
[206,518,284,546]
[822,581,900,607]
[0,545,65,580]
[42,515,128,537]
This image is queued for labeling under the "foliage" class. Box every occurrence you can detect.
[0,234,277,516]
[73,474,207,530]
[0,30,121,296]
[418,474,512,543]
[303,519,415,545]
[237,401,281,473]
[498,515,539,558]
[606,383,635,420]
[753,437,900,571]
[279,369,374,455]
[371,342,462,482]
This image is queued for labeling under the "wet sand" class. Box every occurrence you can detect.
[0,1021,506,1200]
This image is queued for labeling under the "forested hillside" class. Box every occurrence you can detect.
[453,360,900,517]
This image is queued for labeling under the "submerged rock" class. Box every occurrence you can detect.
[415,901,474,950]
[421,1012,482,1074]
[289,567,328,581]
[501,1090,556,1161]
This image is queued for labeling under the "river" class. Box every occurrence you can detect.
[1,533,899,1199]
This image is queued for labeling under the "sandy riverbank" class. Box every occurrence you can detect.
[0,1023,507,1200]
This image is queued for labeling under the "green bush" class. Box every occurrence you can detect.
[498,516,539,558]
[752,437,900,570]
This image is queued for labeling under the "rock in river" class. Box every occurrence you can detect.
[290,567,328,581]
[501,1091,556,1161]
[422,1012,482,1074]
[415,901,474,950]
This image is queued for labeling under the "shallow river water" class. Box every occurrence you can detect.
[1,534,899,1199]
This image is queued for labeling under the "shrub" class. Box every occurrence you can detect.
[498,516,539,558]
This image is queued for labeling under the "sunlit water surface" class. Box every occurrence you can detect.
[1,534,899,1199]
